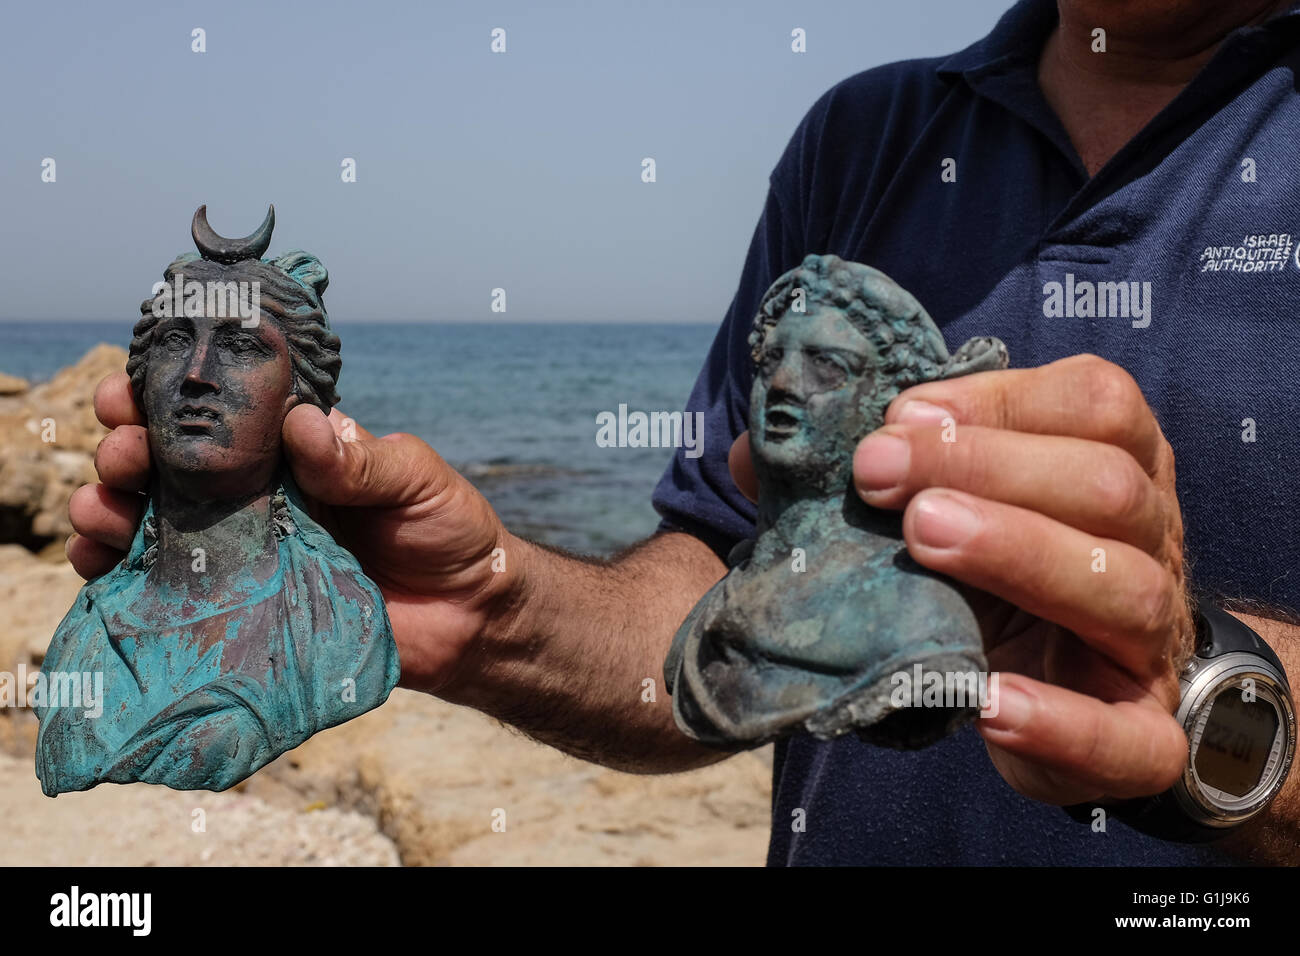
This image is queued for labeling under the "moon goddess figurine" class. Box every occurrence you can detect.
[664,254,1008,750]
[34,206,401,795]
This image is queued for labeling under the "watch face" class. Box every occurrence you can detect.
[1194,686,1279,797]
[1178,657,1295,826]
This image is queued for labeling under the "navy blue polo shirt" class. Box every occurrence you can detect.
[652,0,1300,865]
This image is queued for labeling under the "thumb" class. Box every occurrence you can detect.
[728,430,758,504]
[282,404,443,508]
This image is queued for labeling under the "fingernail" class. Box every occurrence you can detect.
[856,432,910,493]
[912,493,979,548]
[982,681,1033,731]
[895,400,951,426]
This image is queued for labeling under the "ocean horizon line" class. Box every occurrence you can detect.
[0,317,720,327]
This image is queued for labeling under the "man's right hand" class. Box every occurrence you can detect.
[67,371,522,696]
[69,370,728,772]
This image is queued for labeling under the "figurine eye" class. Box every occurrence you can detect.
[159,328,192,351]
[759,347,784,377]
[810,351,842,371]
[217,330,268,358]
[805,349,850,389]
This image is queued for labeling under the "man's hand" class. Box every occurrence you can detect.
[68,371,519,696]
[730,353,1196,807]
[70,371,728,772]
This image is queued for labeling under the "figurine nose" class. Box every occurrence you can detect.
[180,336,221,395]
[768,351,806,400]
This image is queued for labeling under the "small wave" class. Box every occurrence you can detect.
[459,461,586,480]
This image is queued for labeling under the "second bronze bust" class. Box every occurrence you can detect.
[665,254,1008,750]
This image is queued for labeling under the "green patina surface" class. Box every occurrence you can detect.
[666,254,1008,750]
[35,206,400,795]
[36,476,399,794]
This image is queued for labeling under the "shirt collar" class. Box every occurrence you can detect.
[936,0,1056,78]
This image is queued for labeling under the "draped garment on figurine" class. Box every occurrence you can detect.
[34,476,400,795]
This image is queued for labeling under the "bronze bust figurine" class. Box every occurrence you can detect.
[35,206,401,795]
[665,254,1008,750]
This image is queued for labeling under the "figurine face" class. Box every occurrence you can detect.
[750,306,879,492]
[142,312,296,499]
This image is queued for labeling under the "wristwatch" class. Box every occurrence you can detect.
[1065,596,1296,842]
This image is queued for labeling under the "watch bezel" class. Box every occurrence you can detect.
[1172,653,1296,828]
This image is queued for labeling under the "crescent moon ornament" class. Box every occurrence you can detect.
[191,204,275,263]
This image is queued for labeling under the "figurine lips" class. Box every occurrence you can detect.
[174,403,223,433]
[763,404,803,439]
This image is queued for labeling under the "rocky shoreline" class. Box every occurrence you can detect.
[0,346,771,866]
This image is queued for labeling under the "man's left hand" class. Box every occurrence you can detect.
[730,353,1197,806]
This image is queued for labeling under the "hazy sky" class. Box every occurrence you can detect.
[2,0,1014,322]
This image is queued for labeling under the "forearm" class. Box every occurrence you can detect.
[439,529,732,774]
[1218,605,1300,863]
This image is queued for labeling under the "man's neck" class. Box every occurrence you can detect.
[1037,0,1290,177]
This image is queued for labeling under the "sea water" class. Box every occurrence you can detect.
[0,320,717,554]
